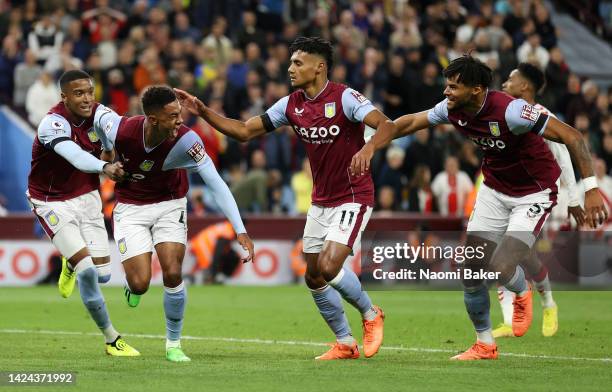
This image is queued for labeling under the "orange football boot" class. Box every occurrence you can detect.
[451,341,498,360]
[512,285,533,337]
[315,342,360,360]
[362,305,385,358]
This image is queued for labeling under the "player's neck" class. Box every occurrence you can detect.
[302,78,329,100]
[522,95,536,105]
[143,121,168,149]
[465,90,488,115]
[65,109,87,126]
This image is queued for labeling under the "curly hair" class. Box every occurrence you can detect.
[289,36,334,70]
[141,85,176,115]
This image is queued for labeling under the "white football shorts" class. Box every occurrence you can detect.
[467,182,558,247]
[113,197,188,262]
[303,202,373,254]
[27,190,109,259]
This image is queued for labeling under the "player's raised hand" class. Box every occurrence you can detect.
[567,205,586,226]
[103,162,127,182]
[237,233,255,263]
[174,88,206,116]
[584,189,609,228]
[350,143,375,176]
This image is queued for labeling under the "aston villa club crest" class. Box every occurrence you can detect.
[488,122,500,137]
[118,238,127,254]
[324,102,336,118]
[139,160,154,171]
[88,130,99,142]
[45,211,59,226]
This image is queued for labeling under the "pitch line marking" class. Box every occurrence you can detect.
[0,328,610,363]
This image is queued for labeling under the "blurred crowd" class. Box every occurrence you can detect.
[0,0,611,219]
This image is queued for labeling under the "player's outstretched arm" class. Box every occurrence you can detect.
[546,140,586,225]
[394,111,432,138]
[350,110,396,176]
[54,140,126,181]
[174,88,267,142]
[542,117,608,228]
[195,159,255,262]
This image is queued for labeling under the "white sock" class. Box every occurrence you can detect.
[103,325,120,344]
[498,286,514,326]
[476,329,494,345]
[534,277,555,308]
[337,335,356,345]
[166,339,181,350]
[362,307,378,321]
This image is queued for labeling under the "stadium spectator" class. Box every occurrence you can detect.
[407,165,436,213]
[375,186,396,214]
[0,35,20,104]
[25,71,60,126]
[231,149,268,213]
[44,40,83,76]
[517,33,550,69]
[377,145,407,207]
[27,13,63,65]
[291,157,313,214]
[202,16,233,67]
[431,156,473,217]
[13,48,41,108]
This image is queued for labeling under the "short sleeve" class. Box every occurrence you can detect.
[265,96,290,129]
[505,99,550,136]
[37,114,72,149]
[163,130,211,171]
[427,99,449,126]
[341,88,376,122]
[93,104,121,150]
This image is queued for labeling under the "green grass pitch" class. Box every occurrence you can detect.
[0,285,610,391]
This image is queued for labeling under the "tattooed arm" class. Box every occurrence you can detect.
[542,117,608,228]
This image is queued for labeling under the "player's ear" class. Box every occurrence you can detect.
[471,85,483,97]
[147,114,158,126]
[316,61,326,76]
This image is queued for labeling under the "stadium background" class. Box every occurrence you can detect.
[0,1,611,390]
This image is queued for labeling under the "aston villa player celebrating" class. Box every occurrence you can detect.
[175,36,396,360]
[351,55,608,360]
[94,86,254,362]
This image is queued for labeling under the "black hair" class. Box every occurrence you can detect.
[443,55,492,88]
[141,85,177,115]
[58,70,92,91]
[289,36,334,70]
[517,62,545,94]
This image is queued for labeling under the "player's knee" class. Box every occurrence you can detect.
[319,261,341,283]
[128,276,150,295]
[162,266,182,287]
[305,271,326,289]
